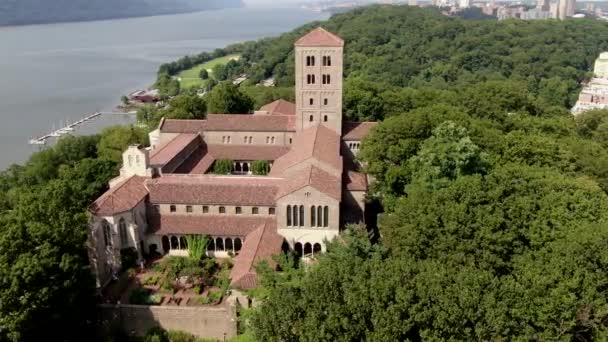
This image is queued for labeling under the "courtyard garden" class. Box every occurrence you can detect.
[103,236,233,307]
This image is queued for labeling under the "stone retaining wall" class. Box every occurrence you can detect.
[98,302,237,340]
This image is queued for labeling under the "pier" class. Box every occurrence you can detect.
[28,111,136,145]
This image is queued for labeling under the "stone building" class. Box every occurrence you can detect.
[87,28,376,289]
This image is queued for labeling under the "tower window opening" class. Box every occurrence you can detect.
[324,98,328,106]
[309,115,314,122]
[309,98,314,106]
[324,115,328,122]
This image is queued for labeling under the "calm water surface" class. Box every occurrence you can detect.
[0,7,328,169]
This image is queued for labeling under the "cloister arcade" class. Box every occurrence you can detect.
[160,235,243,255]
[293,242,323,257]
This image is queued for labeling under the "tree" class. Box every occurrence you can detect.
[165,95,207,120]
[206,82,254,114]
[199,68,209,80]
[120,95,130,106]
[97,125,148,164]
[136,104,159,128]
[251,160,270,175]
[213,159,233,174]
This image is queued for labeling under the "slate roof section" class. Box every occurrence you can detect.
[342,122,377,141]
[295,27,344,47]
[270,124,343,176]
[259,99,296,116]
[230,221,284,289]
[149,133,200,167]
[146,175,281,206]
[148,214,268,237]
[89,176,148,216]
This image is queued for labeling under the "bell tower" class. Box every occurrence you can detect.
[294,27,344,135]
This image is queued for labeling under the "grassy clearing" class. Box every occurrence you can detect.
[177,54,240,89]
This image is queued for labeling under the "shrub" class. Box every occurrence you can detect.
[186,235,209,261]
[120,247,139,270]
[251,160,270,175]
[129,288,161,305]
[143,275,160,286]
[213,159,233,174]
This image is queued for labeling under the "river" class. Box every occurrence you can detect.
[0,7,329,170]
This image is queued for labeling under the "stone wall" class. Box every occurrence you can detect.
[98,303,237,340]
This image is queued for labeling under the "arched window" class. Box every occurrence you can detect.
[304,243,312,256]
[310,206,316,227]
[162,235,170,253]
[324,98,328,106]
[170,236,179,250]
[287,205,292,226]
[234,238,242,252]
[234,163,242,173]
[248,136,253,144]
[207,238,215,251]
[293,205,298,228]
[317,206,323,227]
[324,206,329,227]
[294,242,303,257]
[309,115,314,122]
[324,115,328,122]
[299,205,304,226]
[225,238,234,252]
[312,75,316,84]
[243,163,250,173]
[311,56,315,66]
[313,243,322,255]
[227,136,231,144]
[309,98,314,106]
[135,155,140,165]
[271,137,275,144]
[179,236,188,250]
[243,136,248,144]
[128,155,133,167]
[216,237,224,251]
[326,56,332,66]
[119,218,128,246]
[266,136,270,144]
[102,220,112,247]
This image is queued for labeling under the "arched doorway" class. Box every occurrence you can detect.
[216,237,224,251]
[235,238,242,253]
[225,238,234,252]
[161,236,170,254]
[294,242,303,257]
[313,243,322,255]
[304,243,312,256]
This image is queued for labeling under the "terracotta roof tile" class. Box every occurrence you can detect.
[277,165,342,201]
[230,222,284,289]
[344,171,367,191]
[148,214,269,236]
[150,133,200,166]
[270,125,342,176]
[207,145,289,161]
[159,119,208,133]
[89,176,148,216]
[342,122,378,141]
[146,175,281,205]
[259,99,296,116]
[295,27,344,47]
[205,114,295,132]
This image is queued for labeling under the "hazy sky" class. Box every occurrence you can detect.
[244,0,309,6]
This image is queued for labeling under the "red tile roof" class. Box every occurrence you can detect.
[89,176,148,216]
[159,119,208,133]
[207,145,289,161]
[148,214,269,237]
[149,133,200,166]
[342,122,378,141]
[295,27,344,47]
[230,221,284,289]
[345,171,367,192]
[270,124,343,176]
[259,99,296,116]
[205,114,295,132]
[146,175,281,206]
[277,165,342,201]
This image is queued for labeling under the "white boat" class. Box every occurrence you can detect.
[29,139,46,145]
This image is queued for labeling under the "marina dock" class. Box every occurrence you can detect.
[28,111,136,145]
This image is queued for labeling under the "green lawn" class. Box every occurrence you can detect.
[177,54,240,89]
